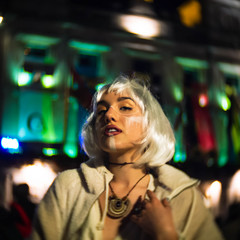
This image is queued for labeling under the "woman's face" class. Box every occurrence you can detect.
[95,90,145,154]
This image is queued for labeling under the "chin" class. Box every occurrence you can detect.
[102,145,136,155]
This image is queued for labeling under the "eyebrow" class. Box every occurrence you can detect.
[97,97,136,106]
[117,97,136,103]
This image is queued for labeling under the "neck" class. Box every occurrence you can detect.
[107,151,146,185]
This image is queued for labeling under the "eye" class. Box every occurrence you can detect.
[97,110,107,116]
[96,110,103,115]
[96,106,107,115]
[120,106,133,111]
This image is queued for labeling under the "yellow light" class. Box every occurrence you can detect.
[12,160,57,203]
[0,16,3,24]
[42,75,55,88]
[205,180,222,216]
[206,181,222,200]
[221,96,231,111]
[228,170,240,204]
[178,0,202,27]
[118,15,161,38]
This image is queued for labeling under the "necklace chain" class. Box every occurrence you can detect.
[109,173,148,200]
[108,161,134,166]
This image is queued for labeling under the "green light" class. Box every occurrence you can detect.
[220,96,231,111]
[18,71,32,86]
[44,57,56,65]
[175,57,208,69]
[42,148,58,156]
[63,144,78,158]
[218,155,227,167]
[231,125,240,158]
[123,48,161,60]
[16,34,59,47]
[173,87,183,102]
[42,93,57,142]
[69,40,110,53]
[42,75,55,88]
[8,148,22,154]
[173,151,186,163]
[95,83,106,91]
[18,128,26,138]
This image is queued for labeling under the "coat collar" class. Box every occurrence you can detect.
[80,158,198,201]
[80,158,113,194]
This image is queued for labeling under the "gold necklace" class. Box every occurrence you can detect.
[108,173,148,219]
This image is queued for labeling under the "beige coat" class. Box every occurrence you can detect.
[31,158,224,240]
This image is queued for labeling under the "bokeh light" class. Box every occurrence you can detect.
[204,180,222,216]
[118,15,161,38]
[18,71,32,86]
[12,160,57,203]
[227,170,240,204]
[199,93,208,107]
[41,74,55,88]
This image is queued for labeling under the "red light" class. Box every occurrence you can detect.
[199,93,208,107]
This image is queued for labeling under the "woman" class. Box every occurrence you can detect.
[31,75,224,240]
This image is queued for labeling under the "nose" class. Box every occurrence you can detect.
[104,106,117,123]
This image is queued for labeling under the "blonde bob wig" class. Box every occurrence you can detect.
[81,74,175,168]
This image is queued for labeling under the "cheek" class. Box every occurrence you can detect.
[95,117,101,128]
[94,120,103,144]
[95,117,104,134]
[124,116,144,132]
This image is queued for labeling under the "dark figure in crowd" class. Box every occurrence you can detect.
[0,205,24,240]
[221,202,240,240]
[31,75,224,240]
[13,183,36,221]
[0,170,24,240]
[12,183,37,238]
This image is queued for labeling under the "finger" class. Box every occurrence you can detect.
[131,213,143,222]
[136,195,142,205]
[162,198,171,208]
[146,190,157,201]
[131,214,138,222]
[132,196,143,215]
[142,199,149,207]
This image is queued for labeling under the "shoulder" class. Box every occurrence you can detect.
[53,169,81,192]
[154,164,199,199]
[54,158,113,193]
[55,158,101,185]
[159,164,198,185]
[56,169,80,183]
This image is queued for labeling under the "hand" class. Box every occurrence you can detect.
[131,190,178,240]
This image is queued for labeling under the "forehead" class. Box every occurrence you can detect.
[98,90,135,102]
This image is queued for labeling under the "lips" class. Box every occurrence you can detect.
[104,125,122,136]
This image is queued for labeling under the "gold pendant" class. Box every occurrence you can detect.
[107,196,131,218]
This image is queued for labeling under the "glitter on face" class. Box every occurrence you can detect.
[109,137,116,150]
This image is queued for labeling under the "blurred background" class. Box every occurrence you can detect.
[0,0,240,239]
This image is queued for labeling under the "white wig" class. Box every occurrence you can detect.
[81,74,175,168]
